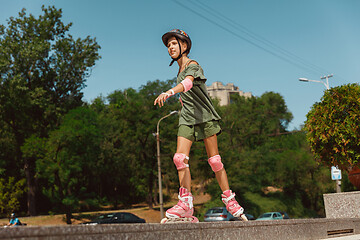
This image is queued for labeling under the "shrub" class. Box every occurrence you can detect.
[305,83,360,171]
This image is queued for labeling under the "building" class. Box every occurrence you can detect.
[207,81,252,106]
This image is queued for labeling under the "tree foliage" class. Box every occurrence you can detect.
[0,6,100,215]
[305,83,360,171]
[36,107,102,223]
[0,177,26,215]
[102,79,179,209]
[219,92,293,151]
[0,6,100,135]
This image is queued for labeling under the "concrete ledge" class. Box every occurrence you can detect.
[1,218,360,240]
[324,191,360,218]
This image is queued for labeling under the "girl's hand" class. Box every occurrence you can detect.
[154,92,170,107]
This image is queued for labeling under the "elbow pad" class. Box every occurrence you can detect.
[181,77,193,92]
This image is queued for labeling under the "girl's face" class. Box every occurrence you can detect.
[167,37,187,58]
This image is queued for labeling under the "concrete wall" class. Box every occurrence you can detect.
[1,218,360,240]
[324,191,360,218]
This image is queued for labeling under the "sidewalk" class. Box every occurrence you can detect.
[323,234,360,240]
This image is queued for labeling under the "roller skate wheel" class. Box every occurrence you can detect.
[191,217,199,223]
[240,214,248,221]
[160,218,168,223]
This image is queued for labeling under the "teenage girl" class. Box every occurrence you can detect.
[154,29,247,222]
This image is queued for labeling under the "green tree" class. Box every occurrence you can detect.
[36,107,102,224]
[0,6,100,215]
[101,79,179,209]
[220,92,293,151]
[305,83,360,171]
[260,92,293,135]
[0,177,26,216]
[90,96,137,208]
[0,123,17,177]
[265,133,332,216]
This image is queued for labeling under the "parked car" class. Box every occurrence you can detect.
[230,213,255,221]
[279,211,290,219]
[243,214,255,221]
[255,212,288,221]
[82,212,145,225]
[204,207,254,222]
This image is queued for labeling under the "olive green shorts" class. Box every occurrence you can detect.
[178,120,222,142]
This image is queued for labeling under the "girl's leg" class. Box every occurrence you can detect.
[203,134,230,192]
[164,136,195,220]
[204,134,246,219]
[176,136,193,191]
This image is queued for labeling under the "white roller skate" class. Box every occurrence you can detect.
[161,187,199,223]
[222,190,248,221]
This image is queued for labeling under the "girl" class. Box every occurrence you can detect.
[154,29,247,222]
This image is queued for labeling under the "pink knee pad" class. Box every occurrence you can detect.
[208,155,224,172]
[173,153,190,170]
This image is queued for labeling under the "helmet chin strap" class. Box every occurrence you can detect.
[169,37,183,66]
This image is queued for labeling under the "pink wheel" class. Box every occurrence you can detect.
[191,217,199,223]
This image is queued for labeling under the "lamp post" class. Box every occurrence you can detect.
[299,74,333,90]
[156,110,178,219]
[299,74,341,192]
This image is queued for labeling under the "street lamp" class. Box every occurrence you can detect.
[299,74,341,192]
[299,74,333,90]
[156,110,178,219]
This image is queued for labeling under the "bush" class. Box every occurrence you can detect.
[0,177,26,217]
[305,83,360,171]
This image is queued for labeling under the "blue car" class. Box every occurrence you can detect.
[256,212,289,221]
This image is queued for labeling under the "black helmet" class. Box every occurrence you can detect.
[162,29,192,66]
[11,213,15,218]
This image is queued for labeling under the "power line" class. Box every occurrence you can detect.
[191,0,331,76]
[172,0,318,75]
[173,0,339,78]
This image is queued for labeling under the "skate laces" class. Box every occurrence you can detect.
[178,194,194,209]
[222,191,241,212]
[222,191,236,204]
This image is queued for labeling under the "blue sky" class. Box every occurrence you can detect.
[1,0,359,130]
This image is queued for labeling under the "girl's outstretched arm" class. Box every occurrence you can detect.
[153,75,194,107]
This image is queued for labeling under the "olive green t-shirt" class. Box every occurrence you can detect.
[177,63,221,126]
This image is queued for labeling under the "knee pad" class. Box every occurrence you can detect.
[173,153,190,170]
[208,155,224,172]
